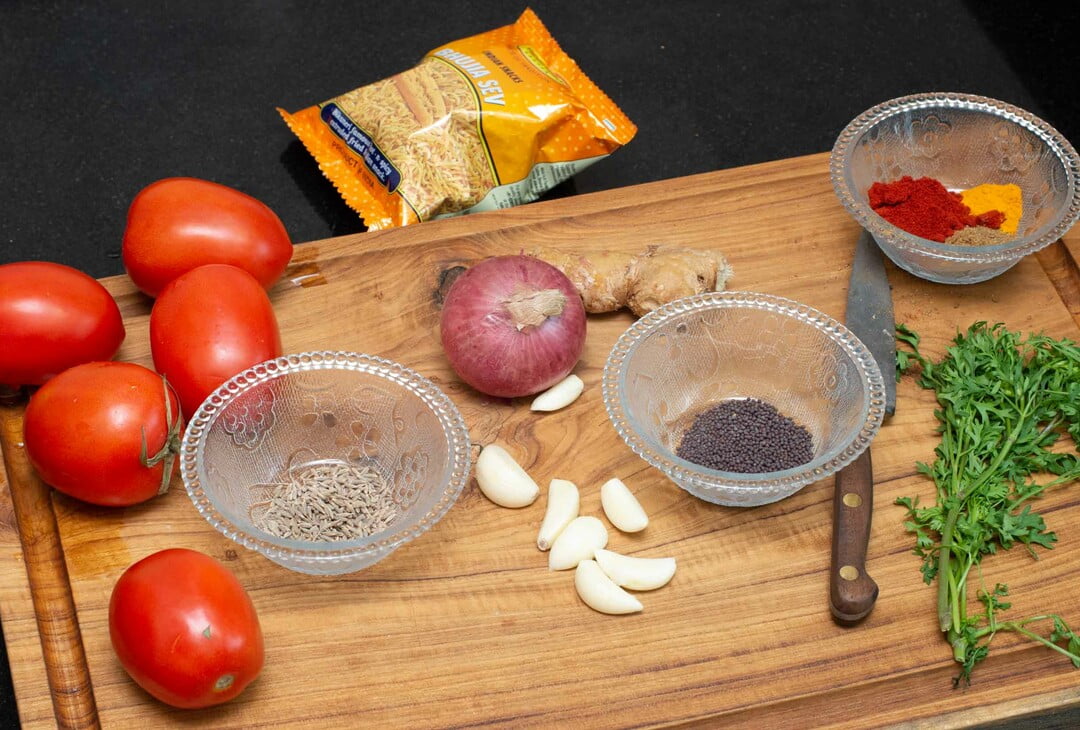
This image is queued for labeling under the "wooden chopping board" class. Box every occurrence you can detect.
[2,152,1080,729]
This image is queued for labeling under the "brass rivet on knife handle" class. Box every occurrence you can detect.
[0,394,100,730]
[830,449,879,624]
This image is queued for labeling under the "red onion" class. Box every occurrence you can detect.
[440,255,587,398]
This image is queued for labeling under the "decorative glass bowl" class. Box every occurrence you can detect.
[602,292,885,507]
[831,92,1080,284]
[181,352,472,575]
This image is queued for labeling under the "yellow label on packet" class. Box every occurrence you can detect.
[278,9,636,230]
[516,44,569,86]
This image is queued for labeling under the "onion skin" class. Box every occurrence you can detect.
[440,255,587,398]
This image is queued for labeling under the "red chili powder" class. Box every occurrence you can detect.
[973,209,1005,229]
[867,176,1002,243]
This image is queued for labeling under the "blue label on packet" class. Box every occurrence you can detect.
[320,103,401,193]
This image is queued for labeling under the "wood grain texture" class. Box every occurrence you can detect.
[1064,235,1080,276]
[0,393,99,729]
[2,152,1080,728]
[0,409,56,730]
[1037,240,1080,327]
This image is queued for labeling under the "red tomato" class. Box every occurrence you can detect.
[0,262,125,386]
[109,548,264,709]
[150,264,282,418]
[122,177,293,297]
[23,362,181,506]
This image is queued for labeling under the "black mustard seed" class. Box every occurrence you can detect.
[675,397,813,473]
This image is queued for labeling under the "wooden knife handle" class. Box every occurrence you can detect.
[829,448,878,624]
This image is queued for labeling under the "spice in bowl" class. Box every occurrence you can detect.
[958,183,1022,235]
[945,226,1013,247]
[675,398,814,473]
[250,461,399,542]
[867,176,1023,246]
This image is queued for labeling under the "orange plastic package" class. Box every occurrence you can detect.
[278,9,636,230]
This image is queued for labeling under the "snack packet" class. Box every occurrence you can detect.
[278,9,636,229]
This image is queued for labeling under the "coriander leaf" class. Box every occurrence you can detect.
[896,322,1080,684]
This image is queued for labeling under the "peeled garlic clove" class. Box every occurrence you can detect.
[530,374,584,412]
[600,478,649,533]
[575,559,643,615]
[549,516,608,570]
[475,444,540,508]
[594,548,676,591]
[537,479,580,551]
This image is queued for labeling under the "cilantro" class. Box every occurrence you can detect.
[896,322,1080,684]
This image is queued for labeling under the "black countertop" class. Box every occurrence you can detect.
[1,1,1078,726]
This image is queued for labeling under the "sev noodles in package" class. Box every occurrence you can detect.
[278,9,636,229]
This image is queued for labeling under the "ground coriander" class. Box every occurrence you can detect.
[945,226,1012,247]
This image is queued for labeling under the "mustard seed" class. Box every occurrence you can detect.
[675,398,813,473]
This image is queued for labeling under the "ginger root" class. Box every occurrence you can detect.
[528,245,733,317]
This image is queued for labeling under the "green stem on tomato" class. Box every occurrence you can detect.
[139,375,183,495]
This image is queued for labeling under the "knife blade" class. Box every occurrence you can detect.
[847,231,896,417]
[830,229,895,624]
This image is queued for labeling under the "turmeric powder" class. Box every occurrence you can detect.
[960,183,1022,234]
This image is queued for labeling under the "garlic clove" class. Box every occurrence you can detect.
[575,559,643,614]
[594,548,676,591]
[474,444,540,508]
[600,478,649,533]
[530,374,584,412]
[537,479,580,551]
[548,516,608,570]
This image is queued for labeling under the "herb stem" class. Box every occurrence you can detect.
[940,410,1028,635]
[938,505,961,632]
[896,322,1080,684]
[1007,625,1080,664]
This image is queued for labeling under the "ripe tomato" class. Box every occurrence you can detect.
[150,264,282,418]
[122,177,293,297]
[109,548,264,709]
[0,262,124,386]
[23,362,181,506]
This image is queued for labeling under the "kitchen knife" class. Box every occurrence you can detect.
[830,229,896,624]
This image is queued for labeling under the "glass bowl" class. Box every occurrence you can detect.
[602,292,885,507]
[831,92,1080,284]
[180,351,472,575]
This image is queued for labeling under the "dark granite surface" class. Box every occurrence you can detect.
[1,1,1078,726]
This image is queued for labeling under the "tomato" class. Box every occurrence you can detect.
[0,261,125,386]
[150,264,282,418]
[122,177,293,297]
[23,362,181,506]
[109,548,264,709]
